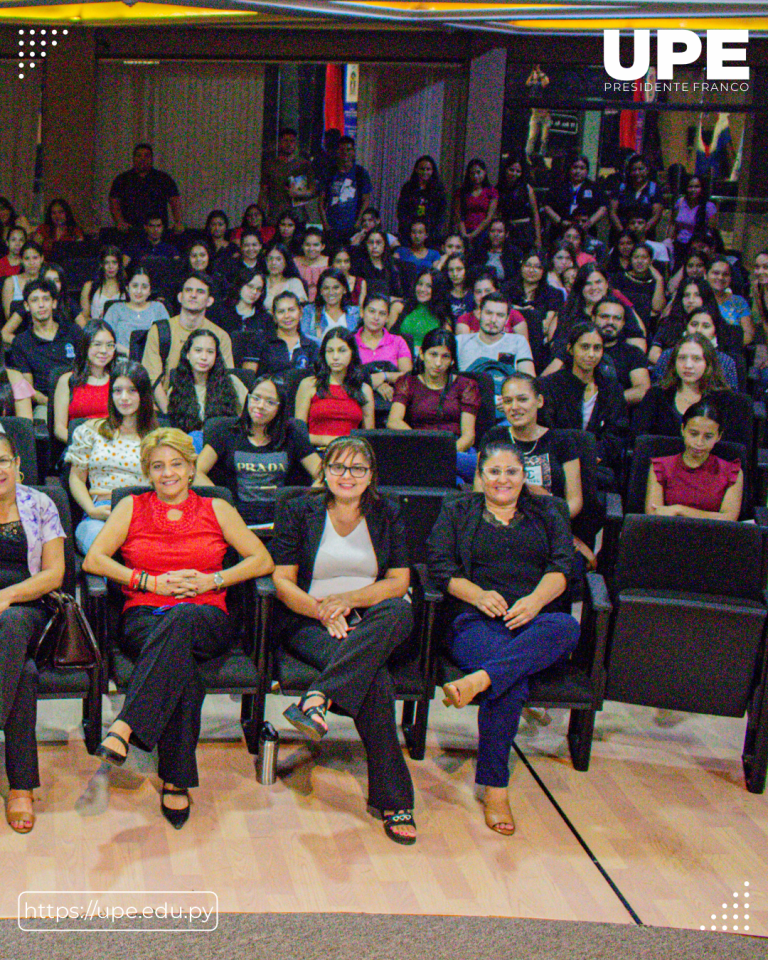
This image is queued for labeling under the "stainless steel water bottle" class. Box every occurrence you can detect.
[256,721,279,784]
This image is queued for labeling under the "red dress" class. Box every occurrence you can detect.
[651,454,741,512]
[69,381,110,421]
[121,491,228,612]
[307,384,363,438]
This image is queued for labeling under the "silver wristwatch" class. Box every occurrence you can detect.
[213,571,224,591]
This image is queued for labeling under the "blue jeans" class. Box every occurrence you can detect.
[446,610,580,787]
[75,500,110,555]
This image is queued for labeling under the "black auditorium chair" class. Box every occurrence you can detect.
[36,483,102,754]
[46,366,74,471]
[551,428,607,551]
[254,487,442,760]
[85,484,264,753]
[587,514,768,793]
[60,257,98,302]
[459,370,496,446]
[228,367,255,393]
[351,428,457,565]
[431,495,607,771]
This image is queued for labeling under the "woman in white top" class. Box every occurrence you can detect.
[103,264,170,357]
[65,360,157,554]
[77,245,126,326]
[263,243,307,311]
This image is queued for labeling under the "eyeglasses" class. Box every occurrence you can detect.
[482,468,522,481]
[93,341,116,351]
[249,393,280,408]
[326,463,371,478]
[0,456,17,470]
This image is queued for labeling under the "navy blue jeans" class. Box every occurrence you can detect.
[446,610,580,787]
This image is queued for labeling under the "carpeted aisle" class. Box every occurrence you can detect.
[0,914,765,959]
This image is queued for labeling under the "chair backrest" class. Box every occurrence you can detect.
[614,513,765,601]
[350,428,456,488]
[38,483,76,595]
[719,390,754,454]
[139,258,186,301]
[459,370,496,445]
[0,417,39,485]
[61,258,99,296]
[228,368,256,393]
[627,434,751,518]
[46,366,74,446]
[549,428,605,543]
[284,368,311,415]
[201,416,239,486]
[231,330,260,369]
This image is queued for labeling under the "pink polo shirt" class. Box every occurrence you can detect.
[355,329,412,366]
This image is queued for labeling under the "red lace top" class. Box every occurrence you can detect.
[121,491,228,612]
[307,384,363,439]
[69,381,110,422]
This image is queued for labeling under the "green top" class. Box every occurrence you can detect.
[398,304,440,350]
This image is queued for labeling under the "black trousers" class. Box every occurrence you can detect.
[119,604,232,788]
[0,604,48,791]
[281,598,415,813]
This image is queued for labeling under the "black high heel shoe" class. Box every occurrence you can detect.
[161,786,190,830]
[95,731,130,768]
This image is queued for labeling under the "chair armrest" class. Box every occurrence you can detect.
[412,564,443,604]
[256,575,276,598]
[754,505,768,530]
[80,572,107,601]
[580,572,613,705]
[585,571,612,614]
[605,492,624,523]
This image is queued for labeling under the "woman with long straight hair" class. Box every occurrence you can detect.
[454,158,499,245]
[78,245,126,326]
[53,320,117,443]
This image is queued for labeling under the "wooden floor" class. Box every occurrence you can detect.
[0,692,764,936]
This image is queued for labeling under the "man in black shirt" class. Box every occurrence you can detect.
[109,144,184,233]
[11,279,82,418]
[592,297,650,407]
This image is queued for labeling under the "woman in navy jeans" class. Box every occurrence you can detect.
[427,437,579,836]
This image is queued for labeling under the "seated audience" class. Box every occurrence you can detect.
[396,155,447,244]
[427,437,579,836]
[349,208,399,251]
[0,434,65,833]
[389,268,453,350]
[387,329,480,480]
[539,323,628,488]
[294,328,375,446]
[271,437,416,845]
[666,248,709,301]
[434,233,468,272]
[214,267,270,337]
[31,198,84,257]
[0,352,34,420]
[504,249,562,371]
[301,268,359,343]
[263,243,307,311]
[354,293,412,403]
[624,209,670,265]
[275,210,304,256]
[588,297,650,406]
[53,320,116,443]
[2,241,44,333]
[84,427,273,829]
[66,360,157,553]
[546,241,576,297]
[77,245,126,326]
[558,224,595,268]
[204,210,239,273]
[197,375,321,525]
[395,219,441,291]
[231,203,274,247]
[633,332,731,441]
[127,214,180,261]
[358,229,404,300]
[0,198,31,253]
[11,279,82,419]
[141,271,234,414]
[443,254,474,322]
[455,271,528,339]
[104,264,170,357]
[0,226,26,279]
[645,399,743,522]
[610,242,666,331]
[167,329,246,452]
[185,240,227,311]
[649,277,720,364]
[330,244,366,307]
[471,218,521,284]
[652,309,738,390]
[750,249,768,379]
[707,257,752,342]
[293,227,329,303]
[241,291,318,378]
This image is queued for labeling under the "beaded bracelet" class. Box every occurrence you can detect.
[129,569,141,591]
[139,571,148,592]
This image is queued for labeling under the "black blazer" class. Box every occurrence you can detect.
[632,386,738,444]
[426,492,572,595]
[270,490,409,594]
[539,368,629,479]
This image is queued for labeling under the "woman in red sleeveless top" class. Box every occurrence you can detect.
[294,327,374,446]
[52,320,115,443]
[83,428,273,828]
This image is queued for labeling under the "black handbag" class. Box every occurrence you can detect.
[34,591,102,670]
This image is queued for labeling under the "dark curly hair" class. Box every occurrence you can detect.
[168,329,239,433]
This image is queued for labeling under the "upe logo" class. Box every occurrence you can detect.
[604,29,749,81]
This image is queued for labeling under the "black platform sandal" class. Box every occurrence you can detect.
[367,806,417,846]
[95,731,130,768]
[283,691,329,741]
[161,786,190,830]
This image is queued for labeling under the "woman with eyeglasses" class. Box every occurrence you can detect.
[52,320,117,444]
[271,436,417,845]
[427,436,579,837]
[196,375,321,526]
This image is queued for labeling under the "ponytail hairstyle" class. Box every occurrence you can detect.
[414,328,458,415]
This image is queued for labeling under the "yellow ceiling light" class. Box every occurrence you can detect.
[0,2,259,22]
[498,16,768,29]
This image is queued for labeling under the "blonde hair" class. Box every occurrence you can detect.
[140,427,197,478]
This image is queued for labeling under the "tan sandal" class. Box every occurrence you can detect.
[6,791,35,834]
[483,792,515,836]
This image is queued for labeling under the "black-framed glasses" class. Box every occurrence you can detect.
[326,463,371,479]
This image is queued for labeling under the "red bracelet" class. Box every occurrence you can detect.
[129,569,140,591]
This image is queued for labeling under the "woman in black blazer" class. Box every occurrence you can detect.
[270,436,416,845]
[539,322,629,489]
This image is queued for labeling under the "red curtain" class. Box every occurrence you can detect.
[618,80,645,151]
[324,64,345,133]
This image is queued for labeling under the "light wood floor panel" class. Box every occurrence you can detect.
[0,692,763,941]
